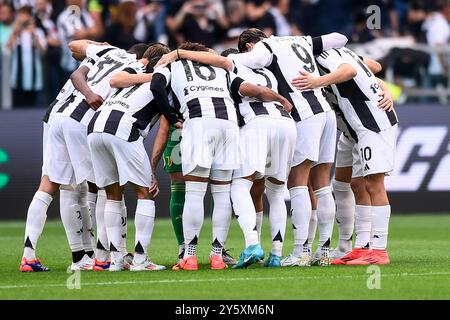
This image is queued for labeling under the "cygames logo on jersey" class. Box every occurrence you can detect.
[0,148,9,190]
[183,85,225,96]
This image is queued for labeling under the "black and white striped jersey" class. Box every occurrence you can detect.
[43,57,95,124]
[323,86,358,143]
[229,54,292,126]
[153,60,244,125]
[234,35,332,122]
[316,48,398,134]
[88,68,160,142]
[57,45,141,126]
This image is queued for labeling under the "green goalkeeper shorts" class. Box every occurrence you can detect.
[163,125,183,174]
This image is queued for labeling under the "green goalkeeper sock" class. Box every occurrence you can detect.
[170,182,185,246]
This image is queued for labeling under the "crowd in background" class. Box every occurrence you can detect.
[0,0,449,108]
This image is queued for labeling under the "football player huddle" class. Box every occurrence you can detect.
[19,27,397,272]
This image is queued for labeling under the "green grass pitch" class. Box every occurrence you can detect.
[0,214,449,299]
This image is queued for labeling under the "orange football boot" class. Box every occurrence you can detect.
[346,249,390,265]
[93,259,111,271]
[178,256,198,271]
[331,248,369,265]
[210,254,228,270]
[19,257,49,272]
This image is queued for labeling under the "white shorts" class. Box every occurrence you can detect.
[335,133,363,178]
[88,132,152,188]
[292,110,337,167]
[233,117,296,182]
[181,118,240,176]
[44,115,94,185]
[353,125,398,177]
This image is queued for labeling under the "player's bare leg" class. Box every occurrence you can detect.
[331,166,355,259]
[20,175,59,272]
[282,160,313,267]
[310,162,335,266]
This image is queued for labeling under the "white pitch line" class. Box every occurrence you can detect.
[1,271,449,290]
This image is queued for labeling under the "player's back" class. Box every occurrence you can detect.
[168,59,239,124]
[56,46,142,125]
[262,36,331,121]
[43,58,95,124]
[90,80,160,141]
[229,54,292,125]
[316,47,398,133]
[85,48,141,99]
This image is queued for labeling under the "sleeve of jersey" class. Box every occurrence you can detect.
[311,33,348,55]
[80,57,96,70]
[316,51,342,72]
[234,41,272,69]
[229,74,246,101]
[150,71,178,125]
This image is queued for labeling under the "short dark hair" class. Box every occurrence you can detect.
[143,42,170,63]
[221,48,239,57]
[127,43,150,59]
[238,28,267,53]
[178,42,209,52]
[17,5,32,16]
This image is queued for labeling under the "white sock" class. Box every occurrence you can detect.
[266,181,286,257]
[134,199,156,264]
[315,186,336,248]
[307,209,317,251]
[78,183,94,253]
[23,191,52,260]
[95,190,109,261]
[371,205,391,250]
[256,211,263,243]
[211,184,232,256]
[119,198,128,256]
[60,186,84,253]
[354,205,372,248]
[289,186,311,256]
[87,191,97,230]
[333,180,355,252]
[183,181,207,258]
[231,178,258,247]
[104,200,123,261]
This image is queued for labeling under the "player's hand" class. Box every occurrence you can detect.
[149,176,160,199]
[378,90,394,112]
[155,51,178,68]
[280,97,293,113]
[291,70,320,90]
[86,93,104,110]
[174,121,183,129]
